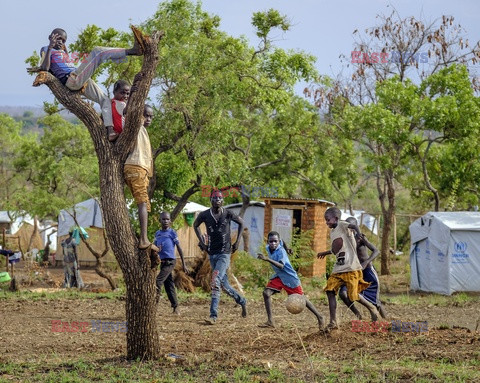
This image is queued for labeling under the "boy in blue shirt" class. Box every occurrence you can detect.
[257,231,325,330]
[154,212,187,314]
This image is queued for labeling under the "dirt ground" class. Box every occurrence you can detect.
[1,265,479,382]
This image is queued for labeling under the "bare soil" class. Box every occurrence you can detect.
[1,265,479,382]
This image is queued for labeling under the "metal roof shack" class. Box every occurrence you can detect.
[263,197,335,277]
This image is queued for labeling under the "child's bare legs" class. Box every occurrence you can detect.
[305,298,325,330]
[326,290,338,329]
[339,288,362,319]
[261,288,276,327]
[138,202,158,252]
[378,303,388,319]
[357,295,379,321]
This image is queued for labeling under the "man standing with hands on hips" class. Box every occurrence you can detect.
[194,189,247,324]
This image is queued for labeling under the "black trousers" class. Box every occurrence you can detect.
[156,259,178,308]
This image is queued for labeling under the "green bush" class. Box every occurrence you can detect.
[232,251,271,289]
[288,228,315,272]
[233,229,320,288]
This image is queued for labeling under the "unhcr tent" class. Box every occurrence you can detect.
[409,212,480,295]
[340,209,378,235]
[226,201,265,256]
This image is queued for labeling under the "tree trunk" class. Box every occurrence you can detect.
[376,168,394,275]
[170,178,201,221]
[31,26,164,360]
[421,140,441,211]
[238,189,251,218]
[26,215,39,254]
[42,229,55,263]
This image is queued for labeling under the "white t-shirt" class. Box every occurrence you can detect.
[330,221,362,274]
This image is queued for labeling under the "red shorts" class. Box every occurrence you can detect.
[266,277,303,295]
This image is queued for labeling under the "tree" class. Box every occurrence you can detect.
[410,65,480,211]
[310,10,480,274]
[0,115,35,214]
[142,1,321,222]
[14,114,99,219]
[29,26,163,360]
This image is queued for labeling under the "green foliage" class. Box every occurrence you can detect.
[325,254,336,277]
[0,114,36,213]
[141,0,322,210]
[288,229,315,272]
[252,9,290,40]
[233,251,271,289]
[14,114,99,218]
[68,25,141,93]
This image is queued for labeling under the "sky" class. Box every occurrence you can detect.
[1,0,479,107]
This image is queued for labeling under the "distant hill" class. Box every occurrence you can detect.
[0,106,45,117]
[0,105,76,119]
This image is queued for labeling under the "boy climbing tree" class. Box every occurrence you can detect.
[29,25,165,360]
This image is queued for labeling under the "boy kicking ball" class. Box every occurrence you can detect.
[318,207,379,331]
[257,231,325,330]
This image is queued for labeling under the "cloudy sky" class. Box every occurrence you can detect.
[2,0,479,107]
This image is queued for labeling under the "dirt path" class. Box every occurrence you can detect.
[1,265,479,381]
[1,295,479,364]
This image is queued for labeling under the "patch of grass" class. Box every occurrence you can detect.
[0,359,306,383]
[0,288,125,301]
[384,293,419,305]
[411,335,428,345]
[383,292,480,307]
[4,353,480,383]
[452,292,475,305]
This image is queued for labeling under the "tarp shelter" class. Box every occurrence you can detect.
[225,202,265,256]
[0,212,45,253]
[57,199,103,237]
[57,199,115,265]
[409,212,480,295]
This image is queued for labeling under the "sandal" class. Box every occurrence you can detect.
[258,322,275,328]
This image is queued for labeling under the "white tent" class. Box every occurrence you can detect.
[226,202,265,256]
[182,202,209,214]
[409,211,480,295]
[0,211,35,235]
[340,209,378,235]
[0,211,57,251]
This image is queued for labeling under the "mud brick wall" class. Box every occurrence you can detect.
[263,199,331,277]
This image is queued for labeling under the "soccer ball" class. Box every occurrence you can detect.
[285,293,306,314]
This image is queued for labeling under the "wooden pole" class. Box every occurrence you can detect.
[376,215,381,247]
[393,214,397,262]
[3,229,7,272]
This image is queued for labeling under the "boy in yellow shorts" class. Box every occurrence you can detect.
[318,207,379,331]
[124,104,158,253]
